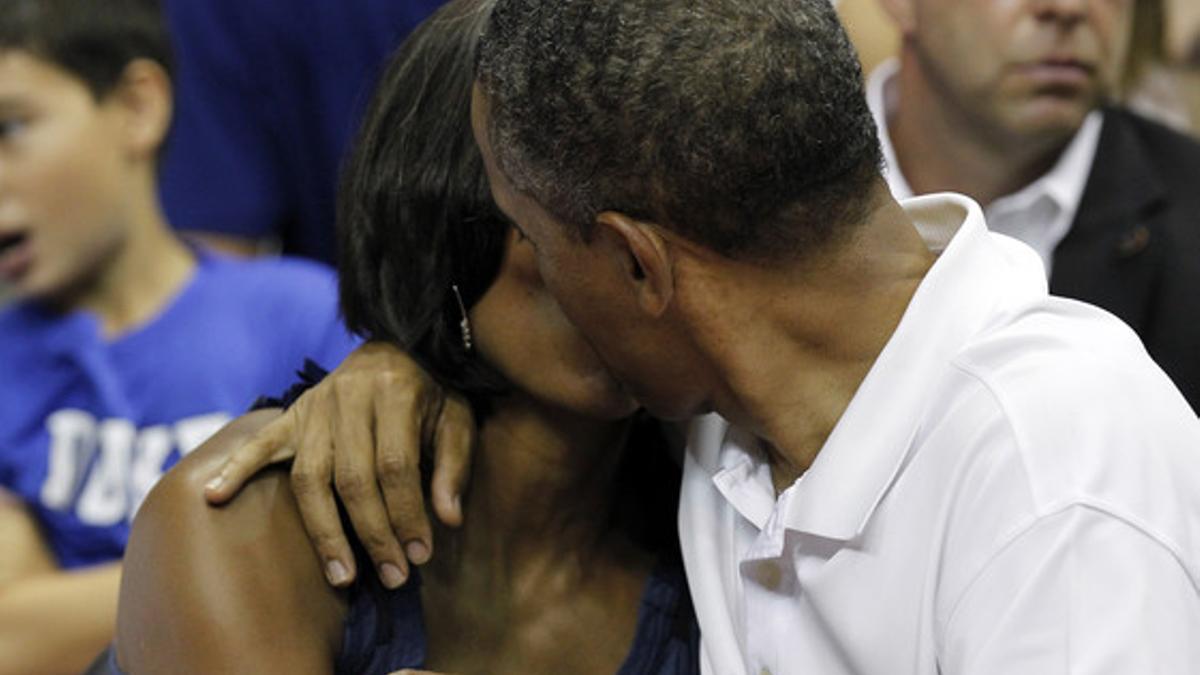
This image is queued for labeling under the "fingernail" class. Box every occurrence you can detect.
[204,475,225,493]
[380,563,406,589]
[405,540,430,565]
[326,560,351,586]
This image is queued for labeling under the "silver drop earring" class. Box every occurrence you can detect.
[451,284,473,351]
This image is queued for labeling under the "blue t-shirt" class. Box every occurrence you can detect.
[160,0,447,263]
[0,252,358,569]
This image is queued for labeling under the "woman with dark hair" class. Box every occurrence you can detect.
[106,0,699,672]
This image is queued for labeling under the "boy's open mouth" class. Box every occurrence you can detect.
[0,232,28,254]
[0,231,33,282]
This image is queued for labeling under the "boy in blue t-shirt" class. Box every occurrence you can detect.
[0,1,357,671]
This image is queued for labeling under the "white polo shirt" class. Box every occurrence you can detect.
[679,193,1200,675]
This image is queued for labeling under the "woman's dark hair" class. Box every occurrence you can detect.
[0,0,174,99]
[338,0,511,410]
[338,0,681,553]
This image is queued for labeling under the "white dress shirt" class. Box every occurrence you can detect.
[679,193,1200,675]
[867,59,1103,278]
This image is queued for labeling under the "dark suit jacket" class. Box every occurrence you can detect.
[1052,107,1200,412]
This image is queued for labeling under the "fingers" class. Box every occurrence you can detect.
[271,341,473,592]
[429,394,475,528]
[374,378,434,565]
[330,375,412,589]
[204,409,296,504]
[291,403,358,587]
[333,457,410,589]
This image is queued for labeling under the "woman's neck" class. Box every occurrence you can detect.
[428,394,637,595]
[420,396,654,674]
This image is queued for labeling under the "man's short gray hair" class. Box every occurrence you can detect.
[477,0,883,261]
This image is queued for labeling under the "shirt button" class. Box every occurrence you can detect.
[759,561,783,590]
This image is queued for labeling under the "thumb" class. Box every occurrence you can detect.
[203,411,296,503]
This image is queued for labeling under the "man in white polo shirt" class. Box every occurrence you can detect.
[203,1,1200,674]
[870,0,1200,411]
[466,0,1200,673]
[674,192,1200,674]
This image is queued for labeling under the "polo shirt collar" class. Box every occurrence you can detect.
[867,58,913,200]
[775,193,1046,541]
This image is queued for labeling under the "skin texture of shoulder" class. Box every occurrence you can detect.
[115,409,346,674]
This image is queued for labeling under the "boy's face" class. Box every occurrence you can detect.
[0,50,135,302]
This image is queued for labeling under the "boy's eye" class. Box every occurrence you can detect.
[0,118,29,140]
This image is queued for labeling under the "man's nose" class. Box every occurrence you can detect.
[1030,0,1089,26]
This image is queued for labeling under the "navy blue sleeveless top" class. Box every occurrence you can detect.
[336,556,700,674]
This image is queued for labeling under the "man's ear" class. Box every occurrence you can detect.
[876,0,916,34]
[594,211,675,318]
[110,59,173,159]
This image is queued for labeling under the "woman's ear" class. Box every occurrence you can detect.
[109,58,173,160]
[593,211,675,318]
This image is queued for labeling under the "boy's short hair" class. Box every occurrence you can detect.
[0,0,173,99]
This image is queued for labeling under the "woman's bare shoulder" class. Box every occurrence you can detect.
[116,408,345,674]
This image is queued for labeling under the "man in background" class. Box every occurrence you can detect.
[873,0,1200,409]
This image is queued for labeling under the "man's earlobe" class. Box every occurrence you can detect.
[594,211,674,318]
